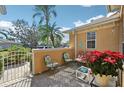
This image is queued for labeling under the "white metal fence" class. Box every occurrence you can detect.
[0,51,32,86]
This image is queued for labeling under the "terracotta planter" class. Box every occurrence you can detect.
[95,74,111,87]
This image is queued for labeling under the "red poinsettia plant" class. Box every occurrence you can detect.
[82,50,124,76]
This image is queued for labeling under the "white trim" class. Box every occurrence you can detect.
[86,31,96,49]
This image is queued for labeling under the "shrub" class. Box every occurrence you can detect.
[0,45,31,66]
[7,45,31,52]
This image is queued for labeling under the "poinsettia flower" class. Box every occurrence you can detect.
[86,51,92,57]
[103,57,116,64]
[89,56,97,63]
[103,50,113,55]
[86,50,124,76]
[92,50,102,57]
[112,52,124,59]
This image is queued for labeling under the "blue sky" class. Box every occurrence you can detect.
[0,5,107,42]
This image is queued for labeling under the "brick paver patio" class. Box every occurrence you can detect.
[7,63,90,87]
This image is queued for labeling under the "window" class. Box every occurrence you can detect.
[87,32,96,48]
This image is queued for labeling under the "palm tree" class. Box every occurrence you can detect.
[33,5,56,26]
[0,29,8,39]
[33,5,57,45]
[40,22,64,48]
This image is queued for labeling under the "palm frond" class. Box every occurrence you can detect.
[33,12,41,18]
[0,31,8,39]
[52,10,57,17]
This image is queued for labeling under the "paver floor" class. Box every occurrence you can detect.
[6,63,90,87]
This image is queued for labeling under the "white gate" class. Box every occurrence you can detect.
[0,51,32,86]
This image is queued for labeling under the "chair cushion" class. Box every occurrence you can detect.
[79,67,88,73]
[65,59,73,62]
[63,53,70,59]
[47,62,59,68]
[44,56,52,65]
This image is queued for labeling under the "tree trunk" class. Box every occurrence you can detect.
[50,35,55,48]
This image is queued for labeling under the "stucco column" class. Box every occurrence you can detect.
[32,49,35,75]
[74,28,77,58]
[121,6,124,87]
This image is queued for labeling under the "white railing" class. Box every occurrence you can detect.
[0,51,32,86]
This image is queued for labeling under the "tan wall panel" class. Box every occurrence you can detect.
[77,32,86,52]
[96,27,119,51]
[32,48,74,74]
[70,24,120,53]
[69,32,75,49]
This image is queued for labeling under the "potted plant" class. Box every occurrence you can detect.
[82,50,124,86]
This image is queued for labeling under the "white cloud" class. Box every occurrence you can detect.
[0,20,14,31]
[86,15,104,23]
[60,27,71,32]
[0,21,13,28]
[106,11,117,17]
[60,27,71,43]
[73,15,104,27]
[73,20,87,27]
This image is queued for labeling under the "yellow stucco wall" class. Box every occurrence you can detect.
[69,32,75,49]
[32,48,74,74]
[77,31,86,51]
[93,26,119,51]
[70,21,121,56]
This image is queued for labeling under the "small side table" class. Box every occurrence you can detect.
[76,66,92,84]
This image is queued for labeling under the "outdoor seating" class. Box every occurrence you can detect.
[63,52,73,63]
[0,5,124,87]
[44,55,59,70]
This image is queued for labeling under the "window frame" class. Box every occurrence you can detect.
[86,31,96,49]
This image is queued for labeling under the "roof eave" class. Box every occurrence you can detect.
[64,14,120,34]
[76,15,120,31]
